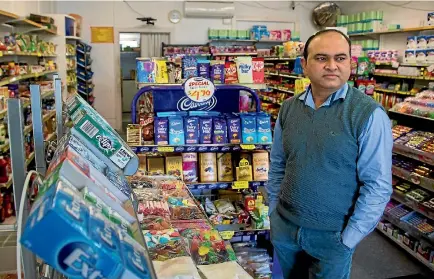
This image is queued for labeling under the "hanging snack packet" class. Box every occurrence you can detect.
[236,57,253,84]
[197,60,211,78]
[212,117,228,144]
[200,117,213,144]
[252,57,264,84]
[183,56,198,79]
[210,61,225,84]
[224,62,239,84]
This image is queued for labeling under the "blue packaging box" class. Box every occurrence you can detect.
[185,116,200,144]
[169,117,185,145]
[241,114,257,144]
[256,114,273,144]
[21,180,152,279]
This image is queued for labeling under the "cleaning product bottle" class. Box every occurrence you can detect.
[0,156,9,183]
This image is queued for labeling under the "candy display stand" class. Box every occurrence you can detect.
[10,80,157,279]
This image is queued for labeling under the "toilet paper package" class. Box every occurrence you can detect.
[21,180,153,279]
[66,94,138,175]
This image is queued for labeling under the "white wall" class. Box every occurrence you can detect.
[54,1,319,130]
[1,0,55,15]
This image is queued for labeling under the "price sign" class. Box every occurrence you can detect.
[240,144,255,150]
[157,146,175,153]
[184,77,215,103]
[219,231,235,240]
[232,181,249,189]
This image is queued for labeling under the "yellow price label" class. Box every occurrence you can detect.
[157,146,175,152]
[240,144,255,150]
[37,52,42,57]
[232,181,249,189]
[219,231,235,240]
[0,52,3,57]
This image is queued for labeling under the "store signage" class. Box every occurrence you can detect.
[151,78,241,113]
[232,181,249,189]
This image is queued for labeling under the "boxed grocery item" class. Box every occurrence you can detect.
[66,94,138,175]
[227,116,241,144]
[147,157,165,175]
[127,124,142,145]
[235,57,253,84]
[217,153,233,182]
[416,50,427,63]
[185,116,199,144]
[136,58,156,83]
[154,117,169,145]
[417,36,427,49]
[165,156,183,180]
[168,117,185,145]
[256,113,272,144]
[199,153,217,182]
[139,114,154,144]
[21,181,153,279]
[252,152,269,181]
[213,117,228,144]
[200,117,213,144]
[241,114,257,144]
[182,153,198,183]
[252,58,264,84]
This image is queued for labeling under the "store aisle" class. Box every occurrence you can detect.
[352,231,432,279]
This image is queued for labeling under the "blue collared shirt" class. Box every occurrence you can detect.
[267,84,393,249]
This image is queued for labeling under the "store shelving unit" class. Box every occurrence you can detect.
[377,224,434,271]
[137,82,267,90]
[186,180,267,191]
[130,143,271,153]
[76,41,94,105]
[349,25,434,37]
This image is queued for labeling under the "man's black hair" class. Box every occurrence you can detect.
[303,29,351,60]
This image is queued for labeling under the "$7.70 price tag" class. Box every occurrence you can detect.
[232,181,249,190]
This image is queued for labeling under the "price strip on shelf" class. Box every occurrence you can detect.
[184,77,215,103]
[240,144,255,150]
[219,231,235,240]
[157,146,175,153]
[232,181,249,190]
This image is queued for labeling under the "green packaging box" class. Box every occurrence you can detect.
[228,30,237,39]
[66,94,138,175]
[218,29,228,39]
[208,28,218,39]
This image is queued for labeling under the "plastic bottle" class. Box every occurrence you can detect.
[0,156,9,183]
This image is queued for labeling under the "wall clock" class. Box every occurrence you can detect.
[169,10,182,24]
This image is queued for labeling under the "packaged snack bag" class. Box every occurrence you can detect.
[139,113,154,144]
[210,62,225,84]
[357,57,370,76]
[168,117,185,145]
[212,117,228,144]
[154,117,169,145]
[351,57,358,75]
[182,153,198,183]
[252,58,264,84]
[197,60,210,78]
[183,57,198,79]
[282,29,291,41]
[365,81,375,95]
[224,62,238,84]
[235,57,253,84]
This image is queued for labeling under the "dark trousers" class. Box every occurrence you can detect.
[270,210,355,279]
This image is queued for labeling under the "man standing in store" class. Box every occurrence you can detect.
[267,29,393,279]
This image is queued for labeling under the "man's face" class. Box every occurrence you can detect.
[302,32,351,91]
